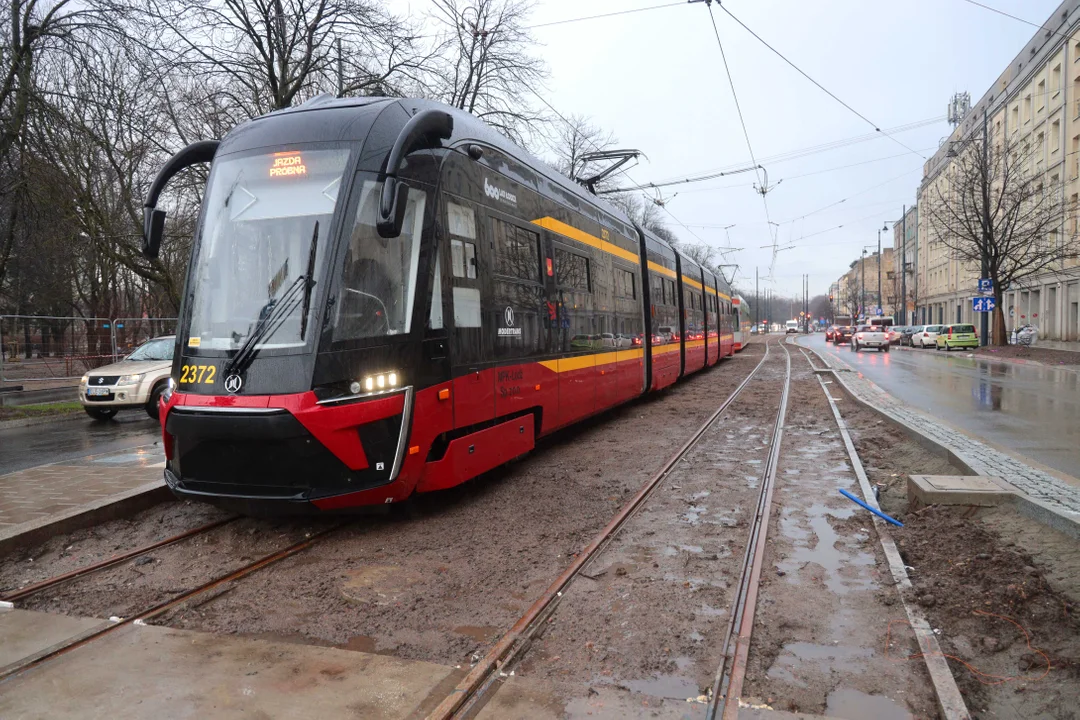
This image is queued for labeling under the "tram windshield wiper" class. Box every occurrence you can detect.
[300,221,318,341]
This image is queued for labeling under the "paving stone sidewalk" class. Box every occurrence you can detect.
[0,447,164,530]
[793,338,1080,518]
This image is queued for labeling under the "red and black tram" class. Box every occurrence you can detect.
[143,96,736,513]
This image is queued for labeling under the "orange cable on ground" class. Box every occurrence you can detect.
[884,610,1051,686]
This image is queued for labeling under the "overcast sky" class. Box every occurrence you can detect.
[392,0,1061,299]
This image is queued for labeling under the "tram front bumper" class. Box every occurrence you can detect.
[161,390,411,509]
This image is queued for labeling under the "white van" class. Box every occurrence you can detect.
[785,320,799,334]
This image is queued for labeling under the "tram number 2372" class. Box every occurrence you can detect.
[179,364,217,385]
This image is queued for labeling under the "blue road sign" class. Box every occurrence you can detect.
[978,278,993,294]
[972,296,996,312]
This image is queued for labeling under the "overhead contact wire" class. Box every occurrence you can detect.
[718,4,926,161]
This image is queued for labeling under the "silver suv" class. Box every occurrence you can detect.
[79,336,174,421]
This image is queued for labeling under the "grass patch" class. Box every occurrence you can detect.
[0,401,83,421]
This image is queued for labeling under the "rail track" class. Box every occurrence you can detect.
[0,516,239,603]
[0,521,344,681]
[427,338,793,720]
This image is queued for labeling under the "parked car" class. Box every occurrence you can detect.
[833,326,853,344]
[79,336,174,421]
[911,324,944,348]
[825,325,837,341]
[886,326,903,345]
[851,325,889,352]
[899,326,920,346]
[936,323,979,351]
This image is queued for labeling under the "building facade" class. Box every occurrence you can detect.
[833,248,895,321]
[915,0,1080,340]
[891,205,918,324]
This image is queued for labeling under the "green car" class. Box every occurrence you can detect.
[936,323,979,351]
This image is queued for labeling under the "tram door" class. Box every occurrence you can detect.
[445,198,495,429]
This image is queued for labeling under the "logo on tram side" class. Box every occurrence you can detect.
[484,177,517,206]
[224,374,243,394]
[498,305,521,337]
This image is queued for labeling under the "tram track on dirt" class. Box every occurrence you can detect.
[0,516,240,603]
[0,522,347,681]
[427,338,793,720]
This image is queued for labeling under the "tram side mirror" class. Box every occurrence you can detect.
[377,179,411,239]
[143,207,166,259]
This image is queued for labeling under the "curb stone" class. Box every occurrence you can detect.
[0,411,84,431]
[893,342,1080,374]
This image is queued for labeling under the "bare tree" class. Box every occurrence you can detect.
[549,113,616,184]
[145,0,426,116]
[429,0,546,144]
[924,129,1077,344]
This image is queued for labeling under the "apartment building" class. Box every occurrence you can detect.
[916,0,1080,340]
[833,248,895,320]
[891,205,918,324]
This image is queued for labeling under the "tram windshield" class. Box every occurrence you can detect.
[186,148,350,351]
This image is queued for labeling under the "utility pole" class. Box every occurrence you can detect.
[980,106,990,346]
[860,251,866,321]
[754,267,759,332]
[900,205,907,325]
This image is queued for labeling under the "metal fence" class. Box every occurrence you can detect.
[0,315,177,383]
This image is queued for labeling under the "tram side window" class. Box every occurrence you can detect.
[666,279,676,306]
[451,239,477,279]
[493,217,540,282]
[615,268,635,299]
[555,249,590,291]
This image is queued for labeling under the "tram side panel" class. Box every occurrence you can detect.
[646,262,680,391]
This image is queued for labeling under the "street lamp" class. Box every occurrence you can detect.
[877,222,889,316]
[859,244,876,320]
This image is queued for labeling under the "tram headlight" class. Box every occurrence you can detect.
[358,372,400,395]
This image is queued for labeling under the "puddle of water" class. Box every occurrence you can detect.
[687,631,704,643]
[745,459,762,465]
[776,504,875,595]
[338,635,377,653]
[681,505,706,525]
[625,674,700,700]
[692,490,711,500]
[678,544,703,554]
[826,687,912,720]
[453,625,498,642]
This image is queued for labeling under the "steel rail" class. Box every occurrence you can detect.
[0,523,343,681]
[707,338,793,720]
[427,342,776,720]
[1,516,239,603]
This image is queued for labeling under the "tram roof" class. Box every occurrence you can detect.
[220,96,673,254]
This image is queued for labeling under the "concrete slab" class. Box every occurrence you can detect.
[0,622,456,719]
[0,609,102,668]
[908,474,1015,508]
[473,676,562,719]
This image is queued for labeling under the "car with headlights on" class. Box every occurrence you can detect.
[79,336,174,421]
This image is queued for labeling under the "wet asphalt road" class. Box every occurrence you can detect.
[801,334,1080,478]
[0,411,161,475]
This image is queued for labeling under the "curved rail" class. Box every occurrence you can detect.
[1,516,239,603]
[427,343,777,720]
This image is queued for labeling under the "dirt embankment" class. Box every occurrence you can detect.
[838,384,1080,719]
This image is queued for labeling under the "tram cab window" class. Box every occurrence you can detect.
[334,179,427,341]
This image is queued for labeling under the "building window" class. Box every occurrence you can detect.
[555,248,590,291]
[1012,104,1019,128]
[1075,38,1080,61]
[1052,120,1061,152]
[1071,194,1079,235]
[1024,94,1032,123]
[1053,64,1062,96]
[492,217,540,282]
[1037,80,1046,112]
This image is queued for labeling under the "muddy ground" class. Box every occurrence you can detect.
[738,343,937,720]
[833,359,1080,720]
[2,345,764,675]
[505,340,788,718]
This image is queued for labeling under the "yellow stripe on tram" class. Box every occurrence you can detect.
[531,217,640,265]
